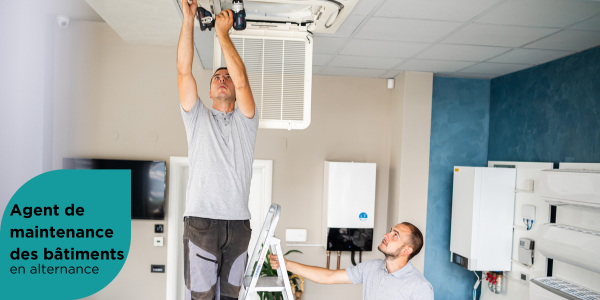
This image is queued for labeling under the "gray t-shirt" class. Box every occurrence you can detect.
[180,98,259,220]
[346,260,434,300]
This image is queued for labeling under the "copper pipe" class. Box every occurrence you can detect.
[337,251,341,270]
[326,251,331,269]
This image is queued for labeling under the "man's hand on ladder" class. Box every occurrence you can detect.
[269,254,286,270]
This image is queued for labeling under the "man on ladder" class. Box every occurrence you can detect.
[177,0,259,299]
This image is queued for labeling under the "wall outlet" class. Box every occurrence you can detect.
[154,237,164,246]
[286,229,307,242]
[520,273,530,282]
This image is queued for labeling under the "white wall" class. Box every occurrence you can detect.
[388,71,433,273]
[0,3,53,222]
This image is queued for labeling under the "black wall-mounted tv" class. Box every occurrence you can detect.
[63,158,166,220]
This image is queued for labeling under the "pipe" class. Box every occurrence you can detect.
[337,251,341,270]
[326,251,330,269]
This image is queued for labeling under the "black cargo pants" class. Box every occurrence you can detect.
[183,216,252,300]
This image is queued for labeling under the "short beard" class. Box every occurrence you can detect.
[377,244,402,260]
[213,95,236,107]
[214,93,235,102]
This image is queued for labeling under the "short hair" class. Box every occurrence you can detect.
[210,67,228,88]
[401,222,424,261]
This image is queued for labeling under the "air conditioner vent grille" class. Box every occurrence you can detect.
[218,35,310,128]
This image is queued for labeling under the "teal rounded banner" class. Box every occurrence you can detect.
[0,170,131,299]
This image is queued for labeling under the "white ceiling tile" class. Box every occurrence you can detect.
[379,70,404,79]
[86,0,181,46]
[417,44,510,61]
[443,24,559,47]
[489,49,574,64]
[355,18,463,42]
[329,55,403,69]
[312,66,323,75]
[313,54,333,66]
[350,0,381,16]
[340,39,430,58]
[321,67,386,78]
[374,0,502,22]
[570,14,600,31]
[524,30,600,51]
[475,0,600,28]
[194,31,214,49]
[200,57,213,70]
[398,59,477,72]
[313,37,348,54]
[49,0,104,22]
[436,72,498,79]
[315,15,365,38]
[459,62,532,75]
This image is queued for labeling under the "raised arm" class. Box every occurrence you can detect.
[269,254,352,285]
[177,0,199,112]
[215,10,255,118]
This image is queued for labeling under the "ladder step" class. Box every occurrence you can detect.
[244,276,286,292]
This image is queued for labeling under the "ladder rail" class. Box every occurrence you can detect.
[245,205,277,278]
[271,242,294,300]
[242,203,290,300]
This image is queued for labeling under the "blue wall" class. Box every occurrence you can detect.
[488,46,600,163]
[424,77,490,300]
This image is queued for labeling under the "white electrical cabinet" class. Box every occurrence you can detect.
[450,167,516,271]
[322,161,376,250]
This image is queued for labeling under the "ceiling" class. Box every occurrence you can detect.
[86,0,600,79]
[312,0,600,79]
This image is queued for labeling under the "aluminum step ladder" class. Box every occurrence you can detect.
[240,203,294,300]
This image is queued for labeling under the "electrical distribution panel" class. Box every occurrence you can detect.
[450,167,516,271]
[322,161,376,251]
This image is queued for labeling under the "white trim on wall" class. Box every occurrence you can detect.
[166,156,189,300]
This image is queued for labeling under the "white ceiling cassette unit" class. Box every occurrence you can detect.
[214,29,312,130]
[194,0,358,130]
[196,0,356,34]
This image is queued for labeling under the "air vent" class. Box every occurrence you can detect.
[215,30,312,130]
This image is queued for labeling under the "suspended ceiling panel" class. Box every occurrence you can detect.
[86,0,600,79]
[85,0,181,46]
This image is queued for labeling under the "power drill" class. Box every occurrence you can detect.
[232,0,246,31]
[197,6,215,31]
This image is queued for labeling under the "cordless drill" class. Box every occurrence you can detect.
[197,6,215,31]
[232,0,246,31]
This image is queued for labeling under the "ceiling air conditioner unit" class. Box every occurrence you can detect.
[196,0,358,130]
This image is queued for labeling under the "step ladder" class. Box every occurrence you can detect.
[240,203,294,300]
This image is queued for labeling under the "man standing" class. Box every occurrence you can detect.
[177,0,258,299]
[270,222,434,300]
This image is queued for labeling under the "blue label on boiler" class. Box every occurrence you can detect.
[359,212,368,221]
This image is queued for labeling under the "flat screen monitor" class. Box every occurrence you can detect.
[63,158,166,220]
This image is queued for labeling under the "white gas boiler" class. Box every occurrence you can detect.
[450,167,516,271]
[322,161,376,252]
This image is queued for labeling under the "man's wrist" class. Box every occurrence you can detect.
[217,31,230,40]
[183,16,195,25]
